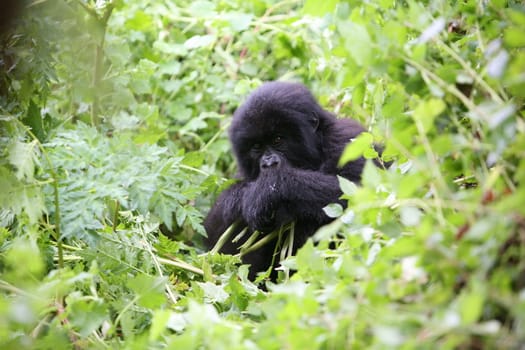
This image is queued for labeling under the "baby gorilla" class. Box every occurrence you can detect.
[205,81,366,280]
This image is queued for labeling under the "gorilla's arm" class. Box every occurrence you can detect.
[242,166,345,232]
[273,167,343,222]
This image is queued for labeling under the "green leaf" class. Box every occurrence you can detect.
[399,206,422,227]
[224,12,253,32]
[184,35,216,49]
[197,282,229,303]
[4,238,45,281]
[504,27,525,47]
[398,173,425,198]
[159,61,182,75]
[225,275,247,310]
[188,1,216,17]
[313,218,343,242]
[339,132,374,165]
[302,0,337,16]
[182,151,205,167]
[504,51,525,97]
[67,297,108,337]
[0,167,45,223]
[458,282,485,325]
[149,310,171,341]
[129,59,156,94]
[127,274,167,309]
[413,99,446,132]
[361,161,382,188]
[323,203,343,218]
[125,10,153,31]
[508,8,525,25]
[22,100,46,141]
[383,20,408,46]
[374,326,404,346]
[338,21,372,67]
[8,141,37,180]
[338,176,358,196]
[153,41,188,56]
[21,186,46,224]
[162,80,183,94]
[382,237,420,258]
[295,240,323,275]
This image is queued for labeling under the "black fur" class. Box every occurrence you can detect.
[204,82,366,280]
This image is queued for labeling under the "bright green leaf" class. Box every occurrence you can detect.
[504,27,525,47]
[149,310,171,341]
[302,0,337,16]
[458,283,485,325]
[338,21,372,66]
[339,132,374,165]
[127,274,167,309]
[413,99,446,132]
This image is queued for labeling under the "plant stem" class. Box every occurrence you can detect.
[210,221,239,254]
[112,199,119,233]
[158,257,205,276]
[14,119,64,268]
[91,4,114,127]
[436,39,504,103]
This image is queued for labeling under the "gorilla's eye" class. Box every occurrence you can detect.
[252,143,262,151]
[273,136,282,146]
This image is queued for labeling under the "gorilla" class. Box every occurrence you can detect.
[204,81,369,280]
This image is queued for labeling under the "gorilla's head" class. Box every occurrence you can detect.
[229,82,329,180]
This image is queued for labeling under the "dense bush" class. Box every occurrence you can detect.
[0,0,524,348]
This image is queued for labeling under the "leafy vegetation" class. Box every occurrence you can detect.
[1,0,524,348]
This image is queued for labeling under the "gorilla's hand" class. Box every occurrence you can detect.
[241,166,292,232]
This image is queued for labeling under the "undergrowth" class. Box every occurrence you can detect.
[1,0,524,348]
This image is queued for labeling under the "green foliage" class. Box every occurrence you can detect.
[44,124,210,240]
[1,0,524,349]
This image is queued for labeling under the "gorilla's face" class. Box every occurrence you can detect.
[230,94,324,181]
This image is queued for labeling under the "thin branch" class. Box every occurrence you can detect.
[436,39,505,103]
[157,257,205,276]
[210,221,239,254]
[91,4,114,127]
[137,225,178,303]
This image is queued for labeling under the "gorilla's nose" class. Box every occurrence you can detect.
[261,153,280,169]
